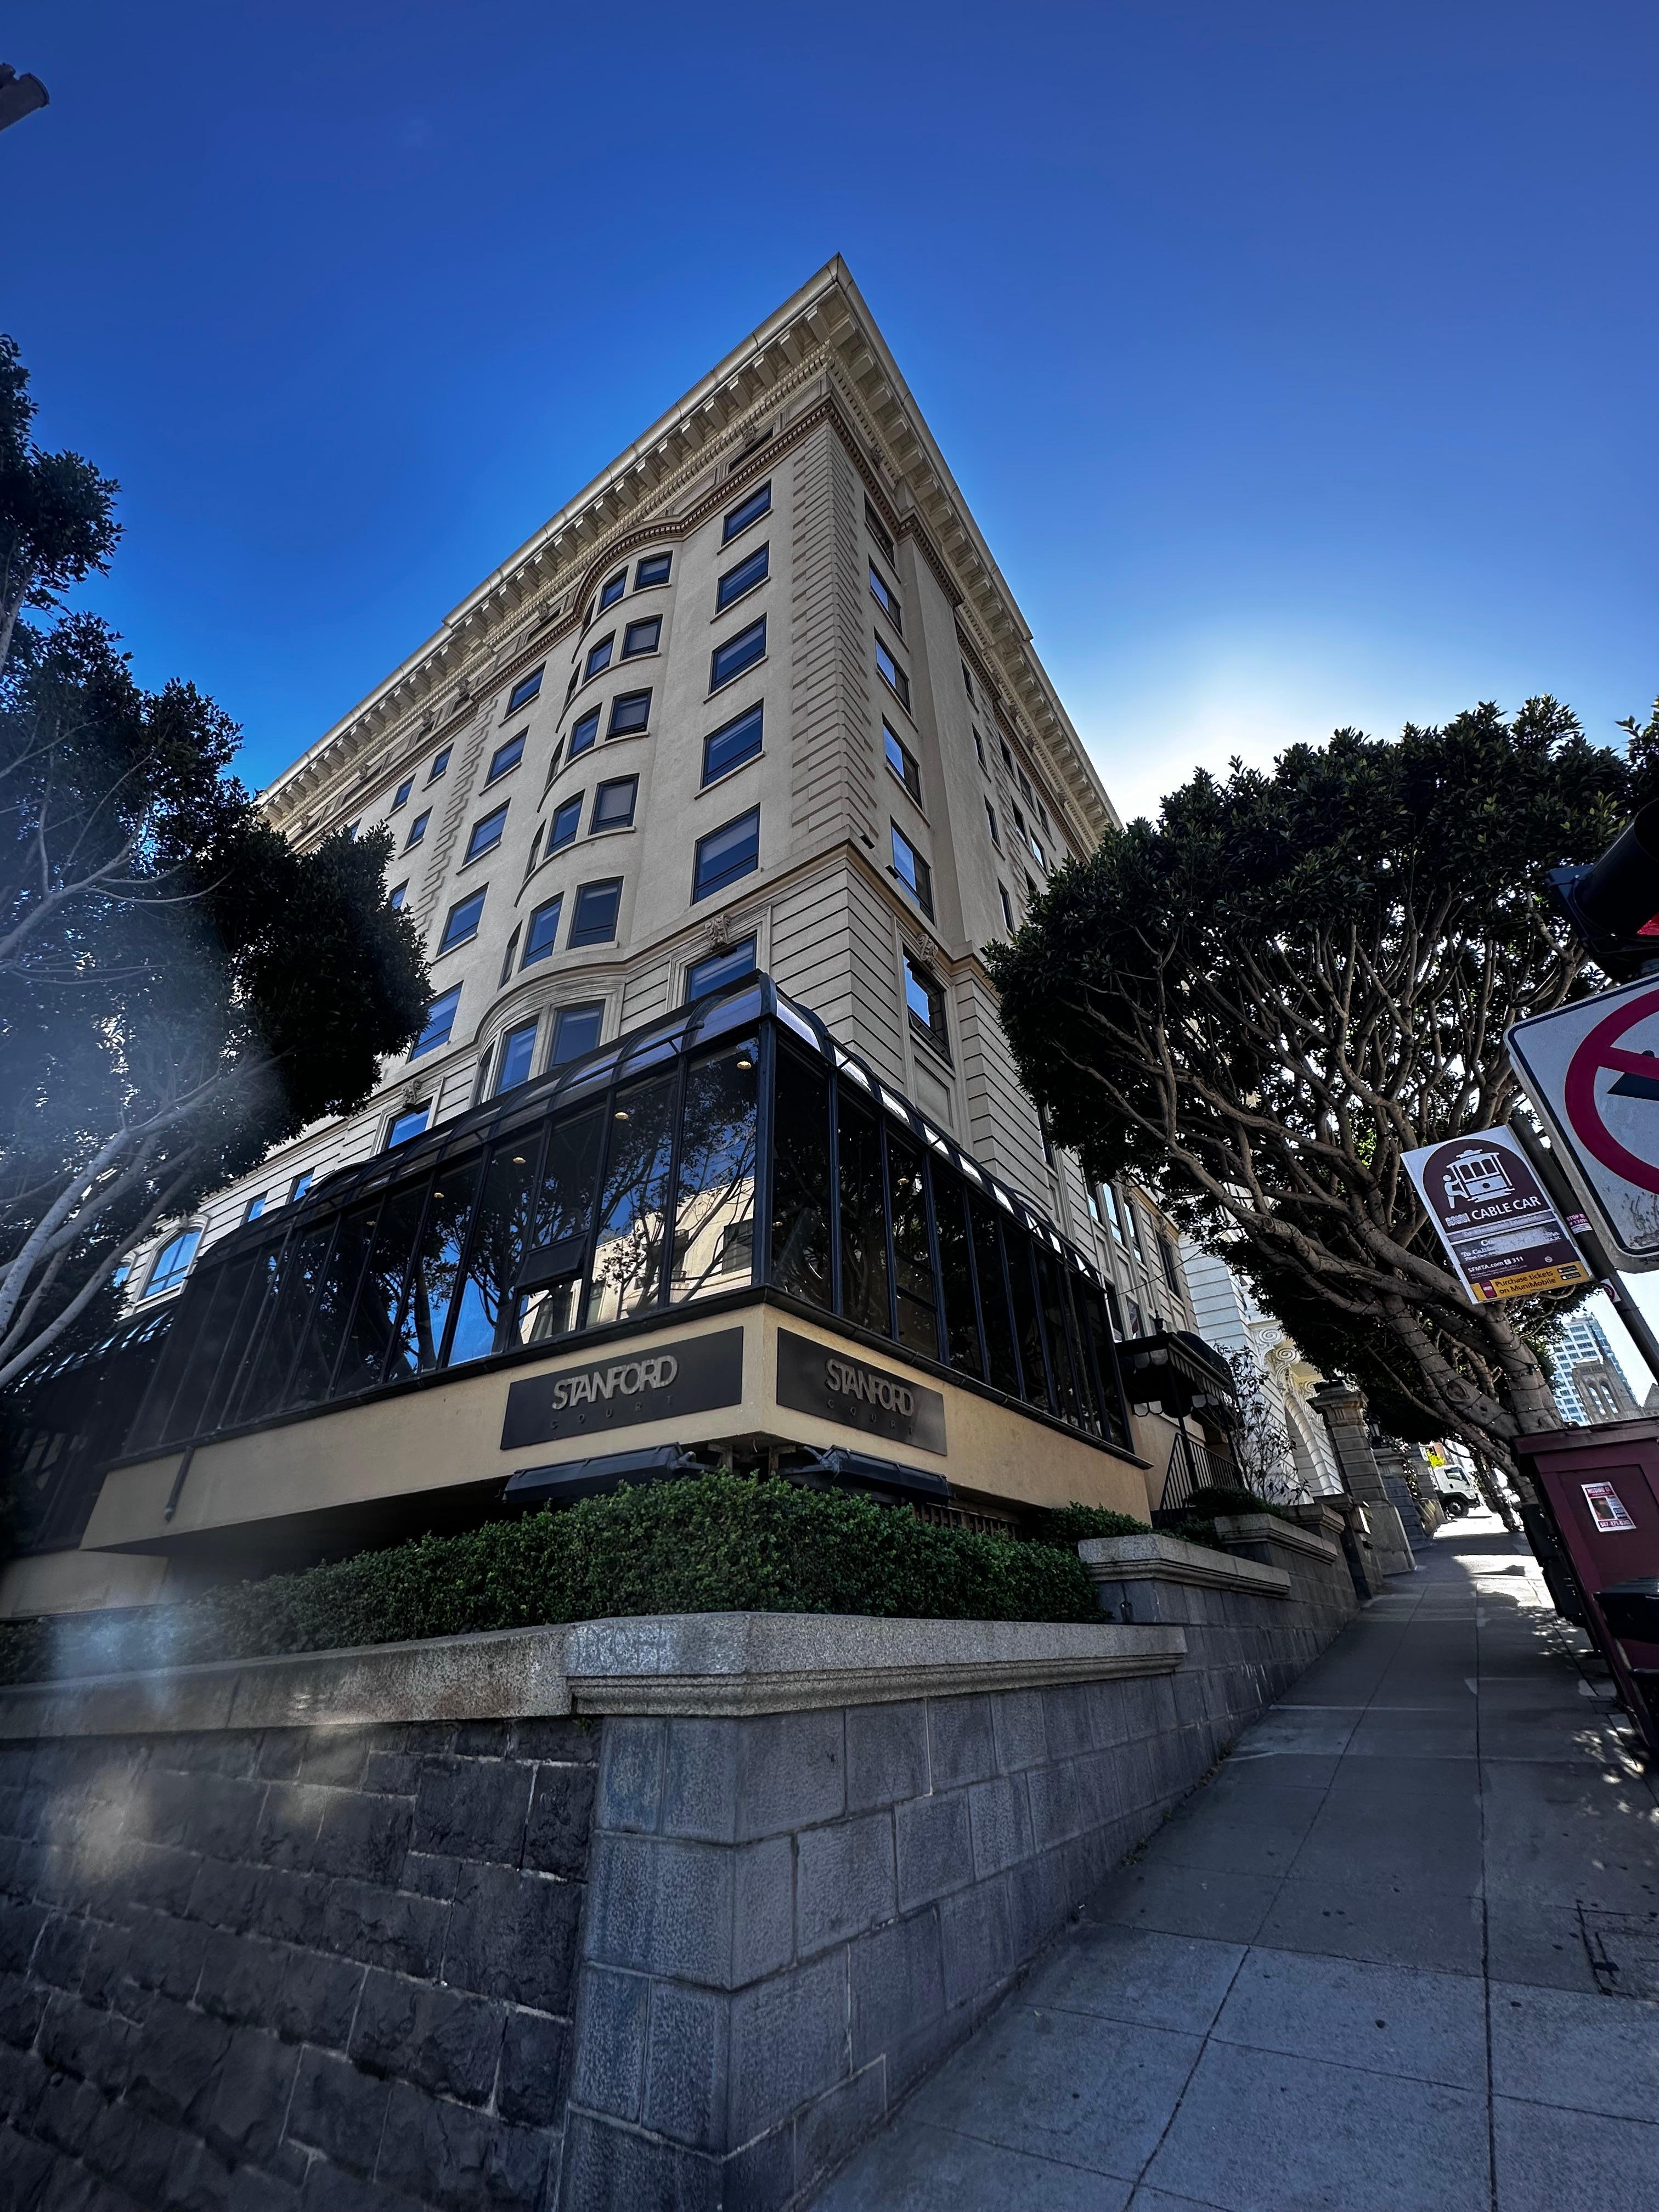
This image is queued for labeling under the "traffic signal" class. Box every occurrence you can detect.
[1548,798,1659,982]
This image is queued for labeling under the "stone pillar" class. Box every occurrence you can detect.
[1310,1381,1418,1576]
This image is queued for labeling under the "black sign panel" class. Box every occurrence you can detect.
[775,1329,947,1454]
[501,1328,744,1450]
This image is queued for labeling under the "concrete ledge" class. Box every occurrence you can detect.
[0,1613,1183,1739]
[1076,1533,1291,1598]
[562,1612,1184,1713]
[1212,1513,1342,1564]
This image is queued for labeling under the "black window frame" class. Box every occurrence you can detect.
[692,806,760,902]
[890,822,934,919]
[438,887,487,955]
[865,498,895,564]
[904,951,950,1060]
[569,707,601,759]
[685,936,758,1004]
[547,793,583,853]
[590,776,638,834]
[485,732,526,786]
[463,803,509,866]
[709,617,766,695]
[405,809,431,850]
[716,541,769,612]
[722,481,771,543]
[584,635,614,682]
[506,667,544,715]
[621,615,661,660]
[635,552,672,589]
[569,876,623,947]
[597,571,627,612]
[883,720,922,806]
[427,746,452,783]
[868,561,900,629]
[390,777,413,814]
[410,984,462,1058]
[874,632,910,710]
[607,690,651,737]
[702,701,763,788]
[495,1018,539,1096]
[522,895,564,968]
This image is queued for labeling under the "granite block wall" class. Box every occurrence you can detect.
[0,1715,596,2212]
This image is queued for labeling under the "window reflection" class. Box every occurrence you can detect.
[670,1040,758,1302]
[390,1157,482,1375]
[585,1075,676,1328]
[287,1208,376,1407]
[837,1086,890,1335]
[887,1131,939,1361]
[449,1143,541,1366]
[935,1181,983,1380]
[240,1229,330,1422]
[331,1183,427,1397]
[771,1047,832,1307]
[516,1108,603,1345]
[1005,1231,1052,1412]
[968,1198,1022,1398]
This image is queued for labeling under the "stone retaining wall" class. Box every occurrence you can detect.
[0,1517,1375,2212]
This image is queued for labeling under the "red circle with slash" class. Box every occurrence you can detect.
[1562,988,1659,1195]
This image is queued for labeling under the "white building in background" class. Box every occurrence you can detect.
[1179,1242,1342,1497]
[1549,1310,1639,1426]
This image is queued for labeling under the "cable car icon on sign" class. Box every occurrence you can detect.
[1441,1148,1514,1206]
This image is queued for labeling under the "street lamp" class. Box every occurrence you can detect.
[0,64,49,135]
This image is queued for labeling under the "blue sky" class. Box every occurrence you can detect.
[8,2,1659,1364]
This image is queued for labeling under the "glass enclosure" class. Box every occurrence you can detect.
[125,980,1131,1458]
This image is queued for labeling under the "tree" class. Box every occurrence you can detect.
[987,700,1657,1473]
[0,337,431,1389]
[1221,1350,1300,1504]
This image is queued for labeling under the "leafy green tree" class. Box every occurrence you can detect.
[988,701,1657,1471]
[0,337,431,1389]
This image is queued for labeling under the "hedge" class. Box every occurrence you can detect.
[0,1475,1147,1685]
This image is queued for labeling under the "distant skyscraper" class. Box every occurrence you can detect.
[1549,1309,1639,1426]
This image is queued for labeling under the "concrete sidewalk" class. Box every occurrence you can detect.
[814,1513,1659,2211]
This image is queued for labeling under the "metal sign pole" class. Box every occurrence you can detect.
[1506,1113,1659,1395]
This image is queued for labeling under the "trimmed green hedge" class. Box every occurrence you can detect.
[0,1475,1142,1685]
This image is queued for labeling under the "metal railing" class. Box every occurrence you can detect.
[1157,1430,1242,1516]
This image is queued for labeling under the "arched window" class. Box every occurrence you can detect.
[143,1228,201,1299]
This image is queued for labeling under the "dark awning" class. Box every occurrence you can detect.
[503,1444,704,1508]
[777,1446,952,1503]
[1118,1330,1237,1419]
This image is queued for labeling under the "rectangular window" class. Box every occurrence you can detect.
[888,1131,938,1359]
[1030,832,1047,870]
[438,888,486,953]
[622,615,661,658]
[243,1194,266,1223]
[635,552,672,588]
[507,667,544,714]
[486,732,525,784]
[569,707,600,757]
[998,882,1014,932]
[716,542,769,610]
[723,481,771,541]
[464,803,508,864]
[598,571,627,611]
[551,1001,604,1064]
[890,823,934,918]
[1000,739,1014,775]
[985,801,1000,849]
[591,776,637,832]
[710,617,766,692]
[495,1019,538,1094]
[343,821,360,842]
[548,794,582,852]
[427,745,452,782]
[388,882,408,911]
[693,807,760,900]
[702,700,763,786]
[865,499,895,564]
[868,562,900,629]
[608,689,651,736]
[569,876,622,946]
[584,635,614,681]
[390,777,413,812]
[1018,766,1034,803]
[837,1087,890,1336]
[412,984,462,1056]
[522,895,563,966]
[405,809,431,849]
[447,1143,541,1366]
[883,721,921,805]
[290,1171,313,1202]
[1025,872,1039,906]
[973,730,986,771]
[499,925,521,985]
[904,952,949,1058]
[874,634,910,710]
[386,1104,431,1149]
[522,823,544,878]
[685,936,757,1002]
[771,1046,832,1307]
[1159,1235,1183,1296]
[962,661,975,702]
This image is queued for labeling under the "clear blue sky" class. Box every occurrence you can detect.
[7,1,1654,822]
[9,1,1659,1372]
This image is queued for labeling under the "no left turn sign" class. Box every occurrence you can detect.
[1509,979,1659,1268]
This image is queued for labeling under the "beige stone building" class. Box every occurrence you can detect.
[5,259,1211,1620]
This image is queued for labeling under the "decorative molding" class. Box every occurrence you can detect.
[1077,1532,1292,1598]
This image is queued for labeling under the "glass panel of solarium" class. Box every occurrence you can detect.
[669,1038,759,1301]
[1034,1246,1085,1429]
[934,1176,983,1379]
[1005,1225,1052,1412]
[136,1260,246,1447]
[887,1130,939,1361]
[447,1141,542,1366]
[239,1228,332,1422]
[770,1046,832,1309]
[516,1106,605,1345]
[286,1205,376,1406]
[837,1085,891,1337]
[220,1242,287,1424]
[331,1180,428,1397]
[585,1073,676,1327]
[1077,1283,1128,1448]
[391,1154,483,1375]
[968,1197,1022,1398]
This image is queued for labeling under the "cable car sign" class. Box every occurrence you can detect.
[1402,1125,1589,1304]
[1508,979,1659,1270]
